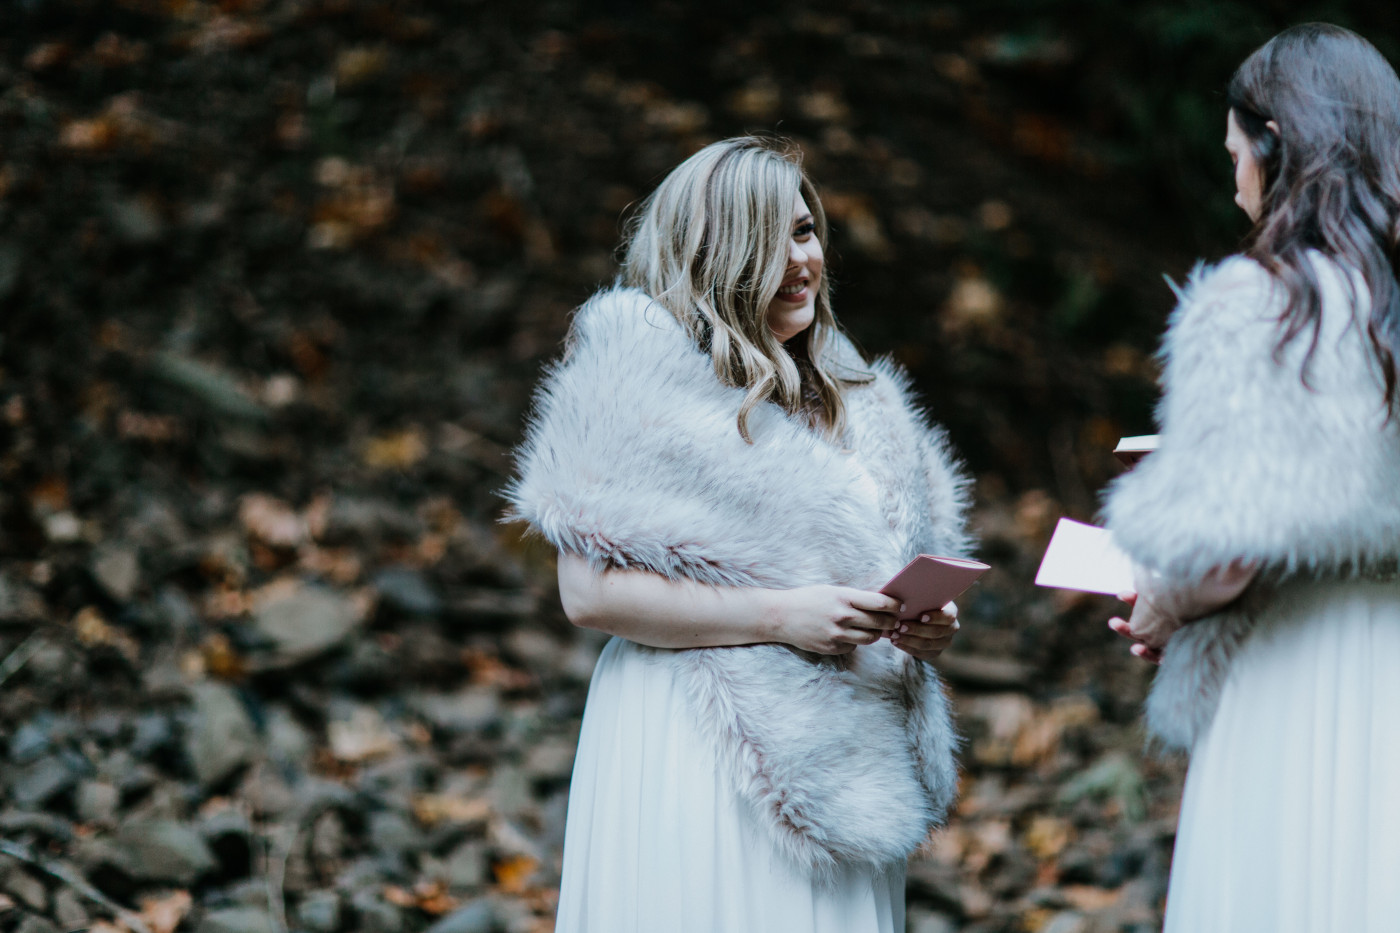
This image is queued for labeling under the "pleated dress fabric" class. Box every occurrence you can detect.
[1164,578,1400,932]
[554,636,905,933]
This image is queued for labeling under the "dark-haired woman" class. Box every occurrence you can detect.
[1103,23,1400,931]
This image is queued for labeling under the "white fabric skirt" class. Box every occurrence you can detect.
[1165,579,1400,932]
[555,637,904,933]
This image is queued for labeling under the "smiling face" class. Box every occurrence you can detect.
[1226,108,1267,221]
[766,195,825,343]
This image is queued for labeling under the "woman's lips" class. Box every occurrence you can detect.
[774,281,809,303]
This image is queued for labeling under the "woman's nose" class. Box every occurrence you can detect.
[789,240,808,264]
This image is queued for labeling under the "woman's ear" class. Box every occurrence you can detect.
[1266,119,1281,137]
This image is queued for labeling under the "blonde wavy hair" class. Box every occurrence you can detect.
[620,137,867,442]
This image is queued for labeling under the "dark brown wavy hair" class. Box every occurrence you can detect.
[1227,23,1400,412]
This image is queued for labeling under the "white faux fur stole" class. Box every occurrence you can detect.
[1104,255,1400,750]
[508,287,971,876]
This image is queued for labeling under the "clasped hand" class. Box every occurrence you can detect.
[778,584,959,661]
[1108,560,1258,664]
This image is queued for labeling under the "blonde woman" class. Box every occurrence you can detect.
[509,137,969,932]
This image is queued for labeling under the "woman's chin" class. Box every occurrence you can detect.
[768,305,815,343]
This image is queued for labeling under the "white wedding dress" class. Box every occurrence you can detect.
[1164,578,1400,932]
[554,637,905,933]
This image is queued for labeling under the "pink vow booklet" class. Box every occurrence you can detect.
[881,556,990,622]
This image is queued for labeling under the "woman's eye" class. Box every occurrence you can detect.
[794,222,816,238]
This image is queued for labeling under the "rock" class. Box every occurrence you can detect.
[140,647,189,699]
[8,718,54,764]
[293,776,356,814]
[8,753,83,809]
[197,907,275,933]
[935,651,1034,689]
[907,908,959,933]
[906,857,964,916]
[265,705,313,764]
[131,712,176,758]
[53,886,90,929]
[110,819,218,885]
[486,819,541,862]
[522,737,575,783]
[253,584,362,661]
[447,589,536,625]
[485,768,531,820]
[87,711,126,743]
[154,585,200,637]
[201,806,254,878]
[1042,912,1091,933]
[349,890,403,933]
[3,868,48,911]
[75,779,120,824]
[444,840,489,890]
[320,497,423,544]
[0,811,74,842]
[237,763,297,819]
[372,567,442,616]
[408,688,500,735]
[367,811,423,856]
[15,915,60,933]
[90,544,141,603]
[296,891,342,933]
[309,810,348,865]
[100,751,158,798]
[105,196,165,244]
[185,682,259,788]
[151,353,267,423]
[0,571,45,621]
[424,901,498,933]
[501,629,560,670]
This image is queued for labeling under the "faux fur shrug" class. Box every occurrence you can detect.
[508,287,971,877]
[1104,254,1400,751]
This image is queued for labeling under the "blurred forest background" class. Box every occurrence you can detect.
[2,2,1398,933]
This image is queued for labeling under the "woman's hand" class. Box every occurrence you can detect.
[1108,592,1172,664]
[889,602,960,662]
[770,585,901,655]
[1109,560,1258,664]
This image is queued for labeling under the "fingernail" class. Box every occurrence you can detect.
[900,624,909,633]
[920,614,930,623]
[900,603,906,613]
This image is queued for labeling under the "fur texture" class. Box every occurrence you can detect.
[507,287,969,876]
[1103,255,1400,750]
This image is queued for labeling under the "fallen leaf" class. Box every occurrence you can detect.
[1024,815,1073,860]
[138,890,192,933]
[239,493,308,548]
[327,705,400,762]
[1062,884,1122,912]
[492,854,539,894]
[361,427,428,471]
[411,793,492,828]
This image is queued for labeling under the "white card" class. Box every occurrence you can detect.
[1034,518,1137,595]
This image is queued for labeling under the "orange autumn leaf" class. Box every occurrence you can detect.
[1062,884,1122,912]
[138,890,192,933]
[411,793,492,828]
[492,855,539,895]
[361,428,428,471]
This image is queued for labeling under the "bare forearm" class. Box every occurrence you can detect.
[1136,561,1258,623]
[556,552,904,654]
[558,552,782,649]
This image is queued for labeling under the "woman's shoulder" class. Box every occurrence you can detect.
[569,286,686,346]
[1170,255,1277,318]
